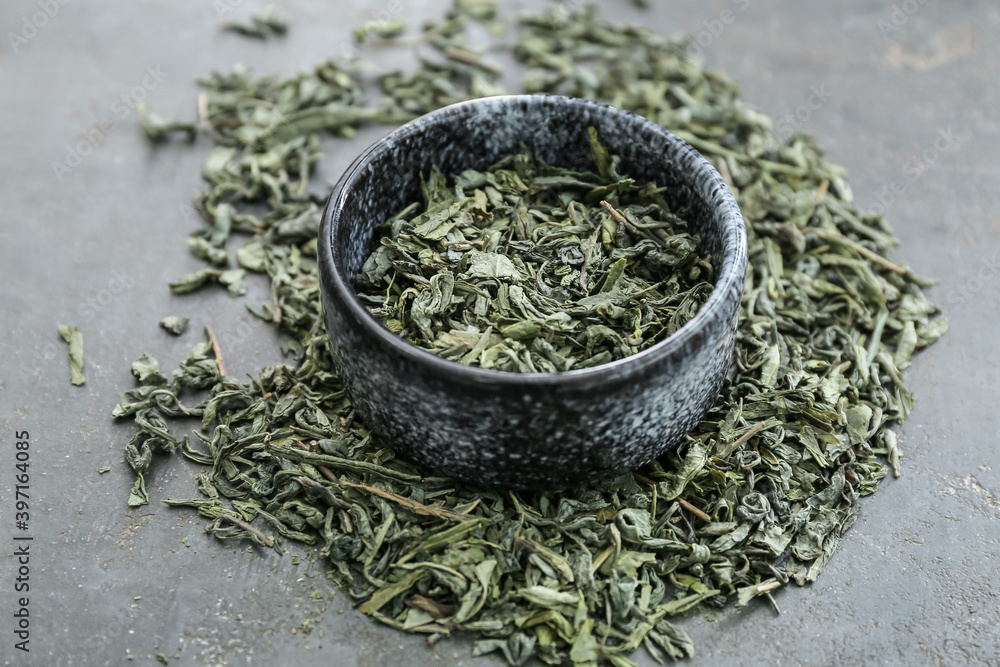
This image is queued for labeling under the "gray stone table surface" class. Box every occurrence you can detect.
[0,1,998,665]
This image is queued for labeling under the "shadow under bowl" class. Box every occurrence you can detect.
[319,94,747,489]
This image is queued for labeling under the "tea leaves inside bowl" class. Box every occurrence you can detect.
[355,129,712,373]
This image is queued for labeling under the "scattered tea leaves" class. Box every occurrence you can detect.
[116,3,947,666]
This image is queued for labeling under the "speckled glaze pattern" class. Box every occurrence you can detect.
[319,95,747,489]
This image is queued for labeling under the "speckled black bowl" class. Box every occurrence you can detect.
[319,95,747,489]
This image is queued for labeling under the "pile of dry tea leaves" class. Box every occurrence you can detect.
[356,132,712,372]
[117,3,946,665]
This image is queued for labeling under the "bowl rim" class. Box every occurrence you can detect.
[319,94,747,387]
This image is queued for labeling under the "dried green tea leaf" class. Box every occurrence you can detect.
[128,475,148,507]
[57,324,85,386]
[221,6,289,39]
[169,269,217,294]
[219,269,248,296]
[159,316,189,336]
[237,240,268,272]
[187,237,229,266]
[136,100,197,142]
[131,353,168,385]
[169,268,246,297]
[353,19,405,43]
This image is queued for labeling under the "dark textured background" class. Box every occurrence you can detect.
[1,1,997,665]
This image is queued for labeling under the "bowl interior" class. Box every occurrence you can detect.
[328,95,742,371]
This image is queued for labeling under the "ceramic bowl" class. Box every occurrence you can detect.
[318,95,747,489]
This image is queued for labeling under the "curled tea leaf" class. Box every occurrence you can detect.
[221,6,289,39]
[57,324,85,386]
[159,316,189,336]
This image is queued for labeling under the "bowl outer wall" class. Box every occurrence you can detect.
[318,95,747,489]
